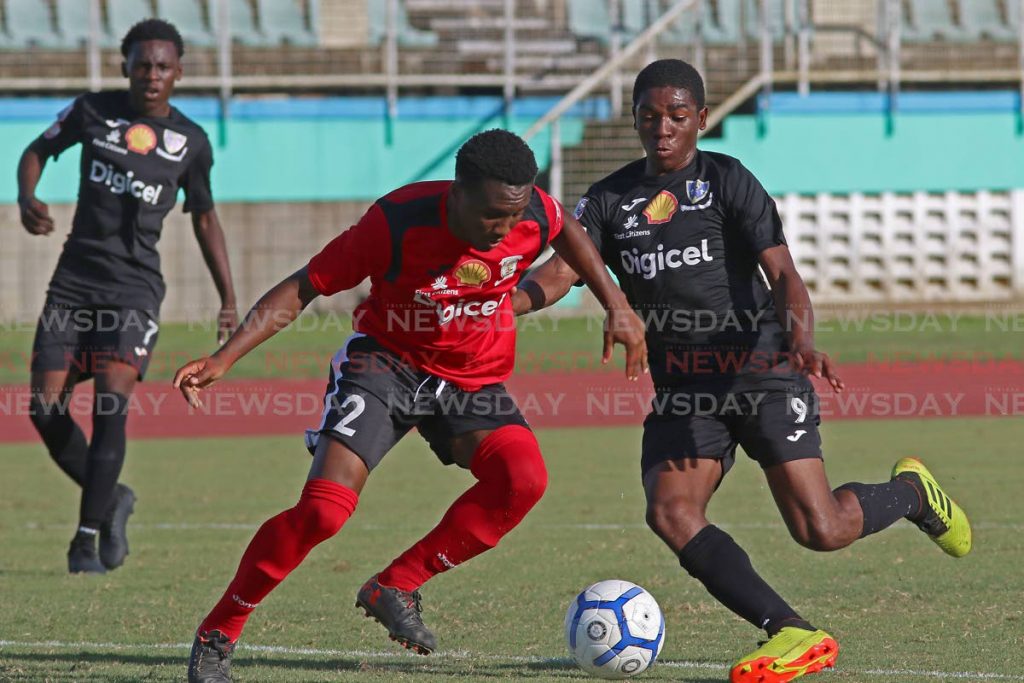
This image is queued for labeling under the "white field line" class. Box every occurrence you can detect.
[0,640,1021,680]
[19,521,1024,532]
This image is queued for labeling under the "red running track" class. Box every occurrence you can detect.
[1,361,1023,443]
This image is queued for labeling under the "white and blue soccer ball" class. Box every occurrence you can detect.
[564,579,665,679]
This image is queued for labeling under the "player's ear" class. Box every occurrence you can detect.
[698,106,708,130]
[120,61,128,78]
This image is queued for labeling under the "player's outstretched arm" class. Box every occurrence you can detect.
[192,208,239,345]
[512,253,578,316]
[172,267,320,407]
[759,245,844,393]
[549,216,648,381]
[16,145,55,236]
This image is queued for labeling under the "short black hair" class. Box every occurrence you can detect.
[632,59,705,110]
[121,18,184,59]
[455,129,538,187]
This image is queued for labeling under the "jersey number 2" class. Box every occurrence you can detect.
[335,395,366,436]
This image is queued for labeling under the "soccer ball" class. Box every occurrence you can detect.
[564,579,665,679]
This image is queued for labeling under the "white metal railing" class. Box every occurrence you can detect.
[524,0,699,200]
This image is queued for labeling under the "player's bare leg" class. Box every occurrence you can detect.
[644,458,833,681]
[361,426,547,655]
[763,459,863,551]
[189,436,364,683]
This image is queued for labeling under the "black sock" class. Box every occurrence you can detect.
[835,480,921,538]
[29,395,88,486]
[678,525,810,635]
[79,392,130,529]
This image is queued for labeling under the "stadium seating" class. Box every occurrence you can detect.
[902,0,972,42]
[54,0,114,48]
[209,0,265,45]
[959,0,1017,41]
[367,0,438,47]
[567,0,695,45]
[1,0,64,48]
[744,0,787,40]
[701,0,743,45]
[107,0,157,43]
[257,0,318,45]
[156,0,217,47]
[566,0,612,43]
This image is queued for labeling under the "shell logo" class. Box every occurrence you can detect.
[642,191,678,225]
[454,259,491,287]
[125,124,157,154]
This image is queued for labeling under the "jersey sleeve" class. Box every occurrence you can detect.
[180,135,215,214]
[726,161,786,253]
[572,191,606,255]
[307,203,393,296]
[539,188,565,242]
[30,96,85,160]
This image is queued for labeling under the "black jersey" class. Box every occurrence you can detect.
[576,150,793,389]
[31,91,215,310]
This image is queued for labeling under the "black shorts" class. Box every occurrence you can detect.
[305,334,530,470]
[640,376,822,476]
[31,302,160,381]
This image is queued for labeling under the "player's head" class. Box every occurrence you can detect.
[632,59,708,176]
[449,129,538,251]
[120,19,184,113]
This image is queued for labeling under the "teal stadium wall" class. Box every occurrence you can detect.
[3,91,1021,202]
[699,91,1024,194]
[0,96,601,204]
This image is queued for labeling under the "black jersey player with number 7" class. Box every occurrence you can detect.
[17,19,238,575]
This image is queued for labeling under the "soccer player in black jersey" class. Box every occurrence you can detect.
[515,60,972,682]
[17,19,238,574]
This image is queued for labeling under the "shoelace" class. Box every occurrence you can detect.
[404,590,424,613]
[202,635,233,660]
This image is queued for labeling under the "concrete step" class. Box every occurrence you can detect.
[429,16,550,31]
[457,38,577,54]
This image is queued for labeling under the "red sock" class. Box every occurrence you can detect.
[199,478,358,641]
[378,425,546,592]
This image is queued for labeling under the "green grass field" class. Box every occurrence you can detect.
[1,311,1022,385]
[1,419,1021,681]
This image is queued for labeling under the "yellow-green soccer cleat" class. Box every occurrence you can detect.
[730,627,839,683]
[892,457,972,558]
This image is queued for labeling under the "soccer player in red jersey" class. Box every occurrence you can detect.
[174,129,647,682]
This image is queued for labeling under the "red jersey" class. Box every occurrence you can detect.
[307,181,564,390]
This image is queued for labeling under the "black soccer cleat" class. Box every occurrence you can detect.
[355,574,437,655]
[67,532,106,574]
[100,484,136,569]
[188,629,235,683]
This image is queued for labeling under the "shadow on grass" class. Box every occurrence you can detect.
[0,651,724,681]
